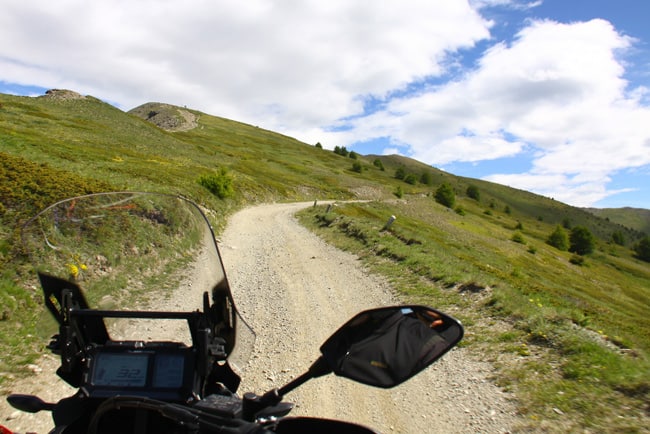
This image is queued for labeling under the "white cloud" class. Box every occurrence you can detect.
[470,0,542,11]
[2,1,649,207]
[484,172,636,207]
[0,0,490,129]
[382,147,402,156]
[335,18,650,206]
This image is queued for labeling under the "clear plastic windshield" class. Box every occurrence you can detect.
[21,192,254,367]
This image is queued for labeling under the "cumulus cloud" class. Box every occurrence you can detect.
[0,0,490,129]
[1,1,649,206]
[334,18,650,206]
[470,0,542,10]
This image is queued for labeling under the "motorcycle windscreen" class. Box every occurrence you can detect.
[21,192,254,362]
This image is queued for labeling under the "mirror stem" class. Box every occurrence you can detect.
[277,356,331,397]
[243,357,332,421]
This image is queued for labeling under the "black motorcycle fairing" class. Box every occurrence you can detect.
[273,417,379,434]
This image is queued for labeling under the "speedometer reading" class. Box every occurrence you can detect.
[92,353,149,387]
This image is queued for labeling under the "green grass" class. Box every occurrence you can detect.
[586,207,650,236]
[297,201,649,432]
[1,91,649,431]
[0,275,49,384]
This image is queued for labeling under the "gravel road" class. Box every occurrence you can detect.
[219,202,520,433]
[2,201,521,433]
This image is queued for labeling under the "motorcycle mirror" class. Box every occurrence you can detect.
[319,305,463,388]
[7,394,56,413]
[253,306,462,421]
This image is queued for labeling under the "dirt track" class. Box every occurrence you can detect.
[1,202,520,433]
[219,202,520,433]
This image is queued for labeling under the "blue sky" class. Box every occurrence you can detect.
[2,0,649,209]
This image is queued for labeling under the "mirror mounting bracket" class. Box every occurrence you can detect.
[243,356,331,422]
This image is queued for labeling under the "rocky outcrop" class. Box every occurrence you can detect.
[128,102,199,132]
[41,89,86,101]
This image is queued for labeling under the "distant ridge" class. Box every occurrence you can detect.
[584,207,650,234]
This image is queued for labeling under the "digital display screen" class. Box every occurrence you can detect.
[153,354,185,388]
[92,353,149,387]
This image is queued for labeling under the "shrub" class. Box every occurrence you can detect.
[547,225,569,251]
[0,152,113,226]
[420,172,433,186]
[395,167,406,180]
[511,232,525,244]
[633,236,650,262]
[435,183,455,208]
[569,254,586,266]
[394,186,403,198]
[466,185,480,201]
[0,152,114,266]
[333,146,349,157]
[349,151,358,160]
[455,206,466,216]
[569,226,596,255]
[373,159,385,171]
[351,161,362,173]
[611,230,625,246]
[404,173,418,185]
[198,167,234,199]
[315,142,323,149]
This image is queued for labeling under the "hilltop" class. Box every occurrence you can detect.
[129,102,199,132]
[1,90,649,432]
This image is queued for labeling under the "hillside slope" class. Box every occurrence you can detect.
[585,207,650,235]
[1,90,649,432]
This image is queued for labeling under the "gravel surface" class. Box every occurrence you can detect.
[219,202,521,433]
[1,201,521,433]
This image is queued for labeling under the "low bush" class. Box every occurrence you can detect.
[198,167,234,199]
[511,232,525,244]
[435,183,455,208]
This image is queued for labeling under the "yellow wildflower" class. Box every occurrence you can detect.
[67,264,79,279]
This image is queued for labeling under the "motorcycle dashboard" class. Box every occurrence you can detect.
[82,344,195,401]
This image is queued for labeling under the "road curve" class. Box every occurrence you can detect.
[219,202,519,433]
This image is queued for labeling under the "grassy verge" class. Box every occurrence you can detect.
[0,274,51,386]
[297,200,650,433]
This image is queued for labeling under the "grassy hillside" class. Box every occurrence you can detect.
[585,207,650,236]
[1,91,649,432]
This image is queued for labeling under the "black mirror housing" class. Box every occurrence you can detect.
[319,306,463,388]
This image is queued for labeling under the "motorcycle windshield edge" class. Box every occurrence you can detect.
[21,192,254,370]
